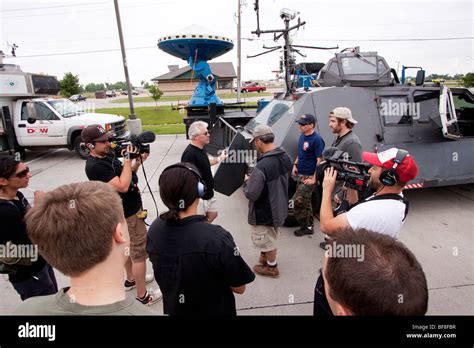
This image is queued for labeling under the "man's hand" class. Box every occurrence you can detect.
[33,190,46,206]
[303,176,316,185]
[244,174,250,182]
[140,152,149,162]
[218,149,228,162]
[121,145,138,160]
[322,167,337,194]
[292,165,298,177]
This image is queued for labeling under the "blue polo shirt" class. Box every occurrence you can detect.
[297,132,325,176]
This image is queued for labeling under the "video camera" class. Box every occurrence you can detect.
[316,147,371,192]
[110,131,156,159]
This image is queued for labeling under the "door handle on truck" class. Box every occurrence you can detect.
[18,124,26,128]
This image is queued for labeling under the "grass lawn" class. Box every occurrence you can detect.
[143,124,186,134]
[95,106,184,134]
[110,91,273,103]
[95,106,182,125]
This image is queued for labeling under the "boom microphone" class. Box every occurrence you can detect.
[322,146,341,160]
[136,131,156,144]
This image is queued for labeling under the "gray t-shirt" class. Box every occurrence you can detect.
[331,130,362,162]
[332,131,363,200]
[13,287,155,315]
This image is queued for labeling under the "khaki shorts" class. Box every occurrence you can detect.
[125,213,148,262]
[250,225,280,252]
[197,197,218,214]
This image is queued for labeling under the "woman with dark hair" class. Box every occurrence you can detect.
[147,162,255,316]
[0,156,58,301]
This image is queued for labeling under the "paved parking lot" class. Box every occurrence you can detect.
[1,135,473,315]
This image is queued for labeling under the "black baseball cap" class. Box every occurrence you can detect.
[296,114,316,125]
[81,124,113,144]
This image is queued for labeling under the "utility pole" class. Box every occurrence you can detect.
[114,0,141,134]
[237,0,242,103]
[283,18,291,94]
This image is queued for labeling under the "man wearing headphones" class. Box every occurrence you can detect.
[319,147,419,239]
[314,147,419,316]
[81,124,161,306]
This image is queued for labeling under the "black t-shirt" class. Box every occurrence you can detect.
[181,144,214,200]
[147,215,255,316]
[85,154,142,218]
[0,191,47,282]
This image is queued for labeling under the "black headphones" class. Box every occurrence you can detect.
[379,149,409,186]
[160,162,206,198]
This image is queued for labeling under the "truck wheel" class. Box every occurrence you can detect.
[73,136,89,160]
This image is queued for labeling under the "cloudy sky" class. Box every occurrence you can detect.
[1,0,472,86]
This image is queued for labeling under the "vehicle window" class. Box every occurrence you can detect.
[379,96,413,125]
[48,99,84,117]
[328,61,339,75]
[341,56,377,75]
[249,100,293,127]
[414,91,439,123]
[21,102,58,121]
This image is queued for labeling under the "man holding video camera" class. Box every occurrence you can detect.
[315,147,418,316]
[82,124,161,306]
[319,147,418,239]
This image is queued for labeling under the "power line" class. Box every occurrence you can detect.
[242,36,474,42]
[0,2,109,12]
[11,36,474,58]
[16,46,156,58]
[1,2,171,19]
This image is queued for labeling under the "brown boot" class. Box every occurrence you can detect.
[253,263,280,278]
[259,252,267,265]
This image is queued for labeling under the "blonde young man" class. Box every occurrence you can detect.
[14,181,154,315]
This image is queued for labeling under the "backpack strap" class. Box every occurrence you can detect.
[365,194,409,221]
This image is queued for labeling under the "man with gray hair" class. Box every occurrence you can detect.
[181,121,227,223]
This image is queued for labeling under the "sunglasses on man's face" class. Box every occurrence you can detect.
[12,167,30,178]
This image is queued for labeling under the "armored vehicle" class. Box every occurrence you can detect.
[213,47,474,196]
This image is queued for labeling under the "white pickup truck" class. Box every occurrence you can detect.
[0,62,128,159]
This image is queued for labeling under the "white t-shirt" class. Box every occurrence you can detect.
[345,194,406,239]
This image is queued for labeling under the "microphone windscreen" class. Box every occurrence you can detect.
[137,131,156,144]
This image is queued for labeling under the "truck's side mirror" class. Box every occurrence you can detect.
[416,70,425,86]
[26,102,38,124]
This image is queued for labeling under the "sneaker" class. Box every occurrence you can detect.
[294,227,314,237]
[259,253,267,265]
[319,238,330,250]
[136,288,162,306]
[124,273,155,291]
[253,264,280,278]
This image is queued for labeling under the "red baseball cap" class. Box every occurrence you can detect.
[362,148,418,183]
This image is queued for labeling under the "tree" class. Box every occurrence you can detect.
[143,81,150,89]
[461,73,474,87]
[84,83,105,92]
[148,84,163,107]
[60,72,80,98]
